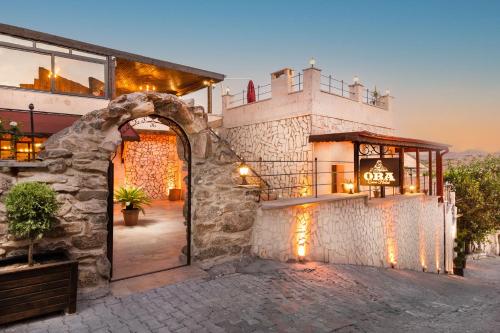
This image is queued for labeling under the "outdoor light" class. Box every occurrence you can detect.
[298,245,306,261]
[422,266,427,272]
[390,261,396,269]
[239,164,250,185]
[385,89,390,95]
[353,76,359,84]
[309,57,316,68]
[225,87,231,95]
[409,184,416,193]
[345,180,354,194]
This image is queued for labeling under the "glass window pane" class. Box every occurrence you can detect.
[0,46,51,91]
[54,56,105,96]
[72,49,107,60]
[36,42,69,53]
[0,33,33,47]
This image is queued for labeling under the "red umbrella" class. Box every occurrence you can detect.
[247,80,256,103]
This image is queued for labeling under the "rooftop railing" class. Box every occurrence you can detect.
[227,83,272,108]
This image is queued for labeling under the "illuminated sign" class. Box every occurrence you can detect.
[360,158,400,186]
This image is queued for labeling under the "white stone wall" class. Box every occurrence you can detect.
[311,114,394,136]
[223,115,313,197]
[252,194,456,273]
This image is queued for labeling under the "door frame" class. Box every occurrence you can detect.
[106,116,192,281]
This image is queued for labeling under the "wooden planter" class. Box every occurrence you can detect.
[0,251,78,325]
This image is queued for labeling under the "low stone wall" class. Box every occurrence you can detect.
[252,194,455,273]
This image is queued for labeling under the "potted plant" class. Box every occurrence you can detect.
[453,235,467,276]
[0,182,78,325]
[114,185,151,226]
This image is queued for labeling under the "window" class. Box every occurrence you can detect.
[0,46,52,91]
[0,135,45,161]
[54,56,105,96]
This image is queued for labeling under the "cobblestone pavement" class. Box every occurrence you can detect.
[2,257,500,333]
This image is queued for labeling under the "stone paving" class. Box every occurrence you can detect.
[2,257,500,333]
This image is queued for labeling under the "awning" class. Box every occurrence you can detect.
[0,109,139,141]
[0,109,80,136]
[309,131,450,151]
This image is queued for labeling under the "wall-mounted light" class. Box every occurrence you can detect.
[390,261,396,269]
[345,180,354,194]
[385,89,391,96]
[309,57,316,68]
[422,266,427,272]
[239,163,250,185]
[353,76,359,84]
[409,184,416,193]
[297,244,306,262]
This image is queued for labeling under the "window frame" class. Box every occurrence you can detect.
[0,40,109,99]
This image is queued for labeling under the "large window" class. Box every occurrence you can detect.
[0,46,52,91]
[0,34,108,98]
[54,57,105,96]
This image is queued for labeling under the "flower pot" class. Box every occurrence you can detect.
[122,208,140,226]
[0,251,78,325]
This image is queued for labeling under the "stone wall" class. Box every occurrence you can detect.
[0,93,261,294]
[123,132,182,200]
[311,114,394,136]
[252,194,456,273]
[222,113,394,198]
[223,115,313,198]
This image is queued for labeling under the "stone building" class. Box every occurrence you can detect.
[0,23,459,297]
[218,65,457,274]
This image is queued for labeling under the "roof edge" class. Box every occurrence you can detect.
[0,23,225,82]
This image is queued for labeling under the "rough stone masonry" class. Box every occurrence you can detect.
[0,93,260,294]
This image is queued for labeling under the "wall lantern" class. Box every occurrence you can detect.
[390,261,396,269]
[239,163,250,185]
[409,184,416,193]
[344,180,354,194]
[353,76,360,84]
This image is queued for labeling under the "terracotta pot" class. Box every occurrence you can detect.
[122,208,139,226]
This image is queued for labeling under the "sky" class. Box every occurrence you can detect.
[1,0,499,152]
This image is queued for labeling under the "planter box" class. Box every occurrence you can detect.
[0,251,78,325]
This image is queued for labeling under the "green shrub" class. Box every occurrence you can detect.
[5,182,60,266]
[114,185,151,214]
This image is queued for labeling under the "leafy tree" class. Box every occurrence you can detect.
[5,182,60,266]
[445,155,500,252]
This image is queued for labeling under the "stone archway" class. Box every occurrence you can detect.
[13,92,261,294]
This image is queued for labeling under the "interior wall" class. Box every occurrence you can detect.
[113,131,182,200]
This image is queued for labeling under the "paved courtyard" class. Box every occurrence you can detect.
[2,257,500,333]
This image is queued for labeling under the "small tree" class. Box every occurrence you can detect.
[5,182,60,266]
[445,155,500,252]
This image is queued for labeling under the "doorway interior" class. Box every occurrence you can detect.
[108,116,190,281]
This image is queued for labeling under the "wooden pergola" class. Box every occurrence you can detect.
[309,131,450,200]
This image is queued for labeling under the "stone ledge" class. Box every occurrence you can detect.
[260,193,368,210]
[366,193,438,206]
[0,160,48,168]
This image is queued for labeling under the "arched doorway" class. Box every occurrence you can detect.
[107,115,191,281]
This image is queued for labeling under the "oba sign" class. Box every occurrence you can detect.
[360,158,400,186]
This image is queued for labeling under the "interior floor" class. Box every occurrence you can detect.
[112,200,187,280]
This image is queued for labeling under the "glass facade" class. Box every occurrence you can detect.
[54,56,105,96]
[0,34,108,98]
[0,47,52,91]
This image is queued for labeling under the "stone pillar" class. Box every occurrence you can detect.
[270,68,293,97]
[349,81,364,102]
[378,92,393,111]
[303,67,321,98]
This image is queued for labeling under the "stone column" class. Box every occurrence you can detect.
[270,68,293,97]
[378,92,393,111]
[349,81,364,102]
[303,67,322,96]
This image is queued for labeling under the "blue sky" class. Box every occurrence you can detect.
[1,0,499,152]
